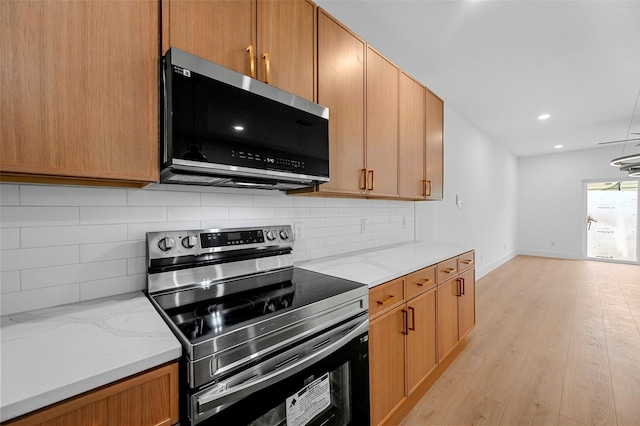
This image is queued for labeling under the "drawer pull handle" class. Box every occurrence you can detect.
[461,259,474,265]
[377,295,397,306]
[443,268,456,274]
[416,278,431,287]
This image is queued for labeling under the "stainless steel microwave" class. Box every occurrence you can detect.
[160,48,330,190]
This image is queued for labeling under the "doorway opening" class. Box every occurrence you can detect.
[585,180,638,263]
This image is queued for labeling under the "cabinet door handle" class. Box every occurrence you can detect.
[377,295,396,306]
[262,52,271,84]
[416,278,431,287]
[443,267,456,274]
[368,170,375,191]
[408,307,416,331]
[426,180,432,197]
[402,309,408,335]
[461,278,465,295]
[246,45,256,78]
[360,169,368,190]
[422,180,427,197]
[456,278,462,297]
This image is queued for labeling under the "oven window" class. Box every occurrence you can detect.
[249,362,351,426]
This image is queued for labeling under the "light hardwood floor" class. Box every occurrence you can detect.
[400,255,640,426]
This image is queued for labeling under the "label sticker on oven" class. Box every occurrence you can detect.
[285,373,331,426]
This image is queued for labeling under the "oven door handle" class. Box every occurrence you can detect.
[197,318,368,411]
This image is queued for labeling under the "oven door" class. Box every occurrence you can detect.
[189,315,369,426]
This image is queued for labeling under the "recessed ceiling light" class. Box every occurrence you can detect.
[233,125,244,131]
[554,145,563,149]
[538,114,551,120]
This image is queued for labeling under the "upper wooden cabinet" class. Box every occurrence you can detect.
[399,72,427,199]
[365,47,399,198]
[313,9,366,196]
[0,0,159,186]
[425,89,444,200]
[162,0,316,102]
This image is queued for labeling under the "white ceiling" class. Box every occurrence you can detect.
[314,0,640,158]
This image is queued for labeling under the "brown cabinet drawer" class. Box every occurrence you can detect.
[405,265,436,299]
[458,250,475,272]
[437,257,458,284]
[369,277,405,318]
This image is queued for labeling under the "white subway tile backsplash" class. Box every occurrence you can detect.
[0,271,20,293]
[228,207,275,220]
[21,225,128,248]
[20,185,127,206]
[201,192,253,207]
[127,257,146,275]
[168,207,228,222]
[0,184,20,205]
[1,246,79,271]
[80,241,145,263]
[21,260,127,290]
[0,183,415,314]
[253,194,294,208]
[127,188,201,206]
[0,207,79,228]
[80,207,167,225]
[292,197,326,208]
[0,228,20,249]
[0,284,80,315]
[79,274,145,301]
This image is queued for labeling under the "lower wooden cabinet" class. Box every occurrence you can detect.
[3,362,179,426]
[437,252,476,362]
[369,251,475,426]
[406,288,437,394]
[369,271,438,426]
[369,304,406,426]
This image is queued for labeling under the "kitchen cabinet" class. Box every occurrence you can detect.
[162,0,316,102]
[425,89,444,199]
[0,0,158,187]
[437,251,476,362]
[365,46,400,198]
[369,267,437,426]
[3,362,179,426]
[399,72,427,199]
[312,9,366,196]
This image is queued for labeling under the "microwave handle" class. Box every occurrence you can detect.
[197,318,367,411]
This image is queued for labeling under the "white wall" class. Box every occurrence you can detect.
[0,184,414,315]
[518,145,635,259]
[416,105,519,279]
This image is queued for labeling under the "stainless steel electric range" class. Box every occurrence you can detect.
[146,225,370,426]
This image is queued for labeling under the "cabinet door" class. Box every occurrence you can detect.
[369,306,406,426]
[366,47,399,198]
[316,10,366,195]
[257,0,316,101]
[399,72,426,200]
[0,0,158,184]
[162,0,255,75]
[425,89,444,200]
[458,268,476,338]
[407,288,437,395]
[437,278,460,362]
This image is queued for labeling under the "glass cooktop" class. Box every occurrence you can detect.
[163,268,366,343]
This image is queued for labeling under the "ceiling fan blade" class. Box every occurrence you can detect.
[597,137,640,145]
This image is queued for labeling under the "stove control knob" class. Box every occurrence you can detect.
[182,235,197,249]
[158,237,175,252]
[266,231,276,241]
[279,229,289,240]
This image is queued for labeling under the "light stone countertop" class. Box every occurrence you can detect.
[0,291,182,423]
[296,240,474,287]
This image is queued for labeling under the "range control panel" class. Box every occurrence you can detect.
[147,225,294,259]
